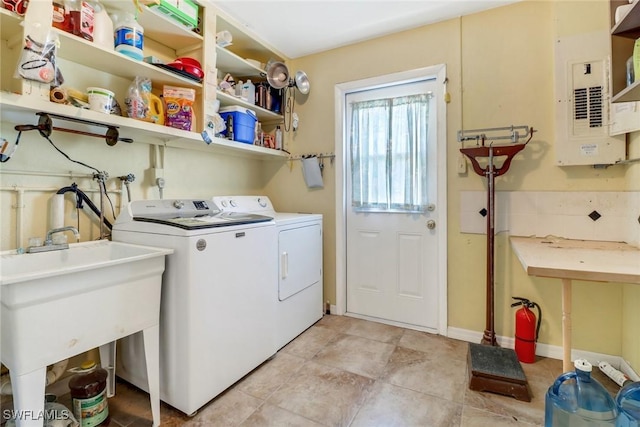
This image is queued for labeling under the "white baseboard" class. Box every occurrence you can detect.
[447,326,638,375]
[621,358,640,382]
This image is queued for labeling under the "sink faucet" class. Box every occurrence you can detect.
[45,226,80,245]
[27,226,80,253]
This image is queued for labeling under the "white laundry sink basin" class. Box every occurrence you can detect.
[0,240,172,376]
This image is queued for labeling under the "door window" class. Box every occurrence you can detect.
[349,85,432,212]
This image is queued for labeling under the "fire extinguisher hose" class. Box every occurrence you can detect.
[511,297,542,342]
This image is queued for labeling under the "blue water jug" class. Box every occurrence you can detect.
[617,381,640,427]
[545,359,618,427]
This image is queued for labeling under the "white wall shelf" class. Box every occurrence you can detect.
[215,14,285,65]
[216,91,283,122]
[54,29,203,90]
[216,45,266,77]
[101,1,203,52]
[1,5,289,159]
[610,0,640,102]
[0,92,288,160]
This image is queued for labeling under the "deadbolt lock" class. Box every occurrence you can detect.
[426,220,436,230]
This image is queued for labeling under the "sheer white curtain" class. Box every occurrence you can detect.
[350,93,430,212]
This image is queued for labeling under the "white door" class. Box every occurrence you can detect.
[345,75,442,331]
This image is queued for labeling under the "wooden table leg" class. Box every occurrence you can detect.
[561,278,572,372]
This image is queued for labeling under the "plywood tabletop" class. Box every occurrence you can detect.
[509,237,640,284]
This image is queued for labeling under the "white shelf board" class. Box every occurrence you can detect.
[216,46,266,77]
[215,14,285,64]
[217,91,283,122]
[0,92,288,160]
[612,79,640,103]
[101,1,203,51]
[54,29,203,90]
[0,8,201,89]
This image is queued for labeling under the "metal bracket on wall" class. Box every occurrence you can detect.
[14,112,133,146]
[457,125,533,146]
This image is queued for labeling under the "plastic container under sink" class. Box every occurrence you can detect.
[545,359,618,427]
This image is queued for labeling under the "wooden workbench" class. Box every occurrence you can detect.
[509,236,640,372]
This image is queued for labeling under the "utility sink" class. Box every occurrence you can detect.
[0,240,172,427]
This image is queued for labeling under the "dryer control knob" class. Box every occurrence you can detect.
[258,198,267,208]
[173,200,185,209]
[230,200,237,207]
[220,200,228,207]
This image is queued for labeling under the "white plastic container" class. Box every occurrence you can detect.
[92,1,114,50]
[275,125,282,150]
[87,87,115,114]
[242,79,256,105]
[114,12,144,61]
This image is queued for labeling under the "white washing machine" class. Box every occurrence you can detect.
[212,196,323,350]
[112,199,277,416]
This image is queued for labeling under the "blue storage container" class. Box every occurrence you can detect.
[219,107,257,144]
[617,381,640,427]
[545,359,617,427]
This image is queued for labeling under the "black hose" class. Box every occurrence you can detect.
[56,183,113,230]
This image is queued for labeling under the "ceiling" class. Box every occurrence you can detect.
[212,1,519,59]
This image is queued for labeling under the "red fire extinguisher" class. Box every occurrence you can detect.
[511,297,542,364]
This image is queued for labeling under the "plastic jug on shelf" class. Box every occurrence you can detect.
[616,381,640,427]
[114,11,144,61]
[91,0,114,50]
[545,359,618,427]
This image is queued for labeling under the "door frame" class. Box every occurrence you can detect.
[334,64,448,335]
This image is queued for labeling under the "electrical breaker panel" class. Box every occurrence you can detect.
[554,30,625,166]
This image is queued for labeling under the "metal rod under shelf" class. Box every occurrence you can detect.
[289,153,335,162]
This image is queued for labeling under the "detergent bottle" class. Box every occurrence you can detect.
[146,93,164,125]
[617,381,640,427]
[545,359,617,427]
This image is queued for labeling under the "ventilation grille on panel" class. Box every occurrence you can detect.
[573,85,603,135]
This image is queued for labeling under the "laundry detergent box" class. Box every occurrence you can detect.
[219,106,257,144]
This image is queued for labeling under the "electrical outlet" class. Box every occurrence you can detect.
[457,154,467,174]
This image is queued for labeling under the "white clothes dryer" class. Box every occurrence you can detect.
[212,196,323,350]
[112,199,277,415]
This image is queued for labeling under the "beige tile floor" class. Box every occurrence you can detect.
[3,315,621,427]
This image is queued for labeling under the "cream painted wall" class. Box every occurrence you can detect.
[0,123,267,250]
[1,0,637,376]
[263,0,639,372]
